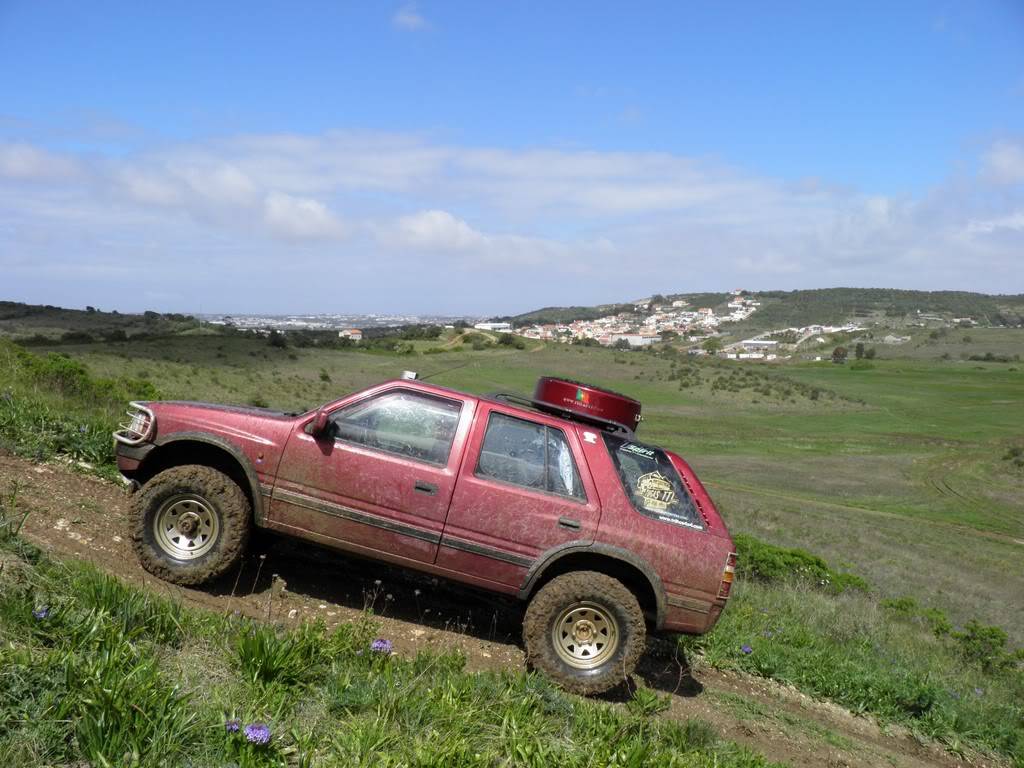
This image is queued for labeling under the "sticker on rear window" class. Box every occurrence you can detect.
[636,472,678,512]
[619,442,656,459]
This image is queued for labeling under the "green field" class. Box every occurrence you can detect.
[3,328,1024,761]
[37,333,1023,641]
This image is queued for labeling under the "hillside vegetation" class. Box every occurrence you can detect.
[498,288,1024,333]
[0,528,781,768]
[735,288,1024,332]
[1,329,1022,764]
[0,301,200,342]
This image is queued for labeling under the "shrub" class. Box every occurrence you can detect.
[732,533,868,593]
[953,620,1024,673]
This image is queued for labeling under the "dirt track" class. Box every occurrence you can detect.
[0,451,1004,768]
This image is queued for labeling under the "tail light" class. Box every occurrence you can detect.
[718,552,737,599]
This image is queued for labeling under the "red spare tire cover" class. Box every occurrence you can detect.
[533,377,642,431]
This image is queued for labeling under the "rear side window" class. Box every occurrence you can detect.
[602,434,703,530]
[476,413,586,500]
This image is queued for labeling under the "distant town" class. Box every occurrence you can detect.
[200,288,989,363]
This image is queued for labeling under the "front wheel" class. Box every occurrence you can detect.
[131,465,251,586]
[523,571,646,695]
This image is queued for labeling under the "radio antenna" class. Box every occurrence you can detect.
[418,360,475,382]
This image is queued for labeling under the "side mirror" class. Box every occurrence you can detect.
[309,407,330,436]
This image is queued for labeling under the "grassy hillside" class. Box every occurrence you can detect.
[502,288,1024,334]
[745,288,1024,330]
[1,328,1023,762]
[0,300,200,342]
[0,529,781,768]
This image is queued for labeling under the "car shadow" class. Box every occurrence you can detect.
[204,530,527,645]
[205,530,707,699]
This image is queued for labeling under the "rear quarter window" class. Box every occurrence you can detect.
[602,434,704,530]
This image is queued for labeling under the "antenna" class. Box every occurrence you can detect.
[418,360,475,382]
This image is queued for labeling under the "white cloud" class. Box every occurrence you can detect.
[983,140,1024,185]
[177,163,259,207]
[2,131,1023,312]
[0,142,79,180]
[394,209,486,250]
[392,4,427,30]
[263,192,347,240]
[114,167,183,206]
[966,211,1024,235]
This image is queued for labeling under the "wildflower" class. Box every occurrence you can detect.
[761,630,773,638]
[225,719,241,733]
[79,425,88,433]
[973,687,984,697]
[33,606,50,620]
[370,638,393,654]
[244,722,271,745]
[741,644,753,655]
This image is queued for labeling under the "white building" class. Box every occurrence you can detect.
[740,339,779,352]
[338,328,363,341]
[474,322,512,332]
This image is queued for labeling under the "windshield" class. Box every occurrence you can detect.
[602,433,704,530]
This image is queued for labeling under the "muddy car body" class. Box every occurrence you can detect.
[115,375,735,693]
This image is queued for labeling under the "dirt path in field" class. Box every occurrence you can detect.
[0,452,1006,768]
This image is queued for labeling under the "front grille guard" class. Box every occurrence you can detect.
[113,401,156,445]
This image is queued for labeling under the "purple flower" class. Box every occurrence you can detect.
[244,722,271,745]
[370,638,393,654]
[225,719,240,733]
[741,644,753,655]
[761,630,774,638]
[973,687,984,697]
[33,606,50,620]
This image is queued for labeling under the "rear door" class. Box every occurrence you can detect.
[270,386,474,564]
[437,403,601,586]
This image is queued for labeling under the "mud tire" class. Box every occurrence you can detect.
[131,465,251,586]
[523,570,646,695]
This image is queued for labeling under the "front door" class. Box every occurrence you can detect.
[270,387,472,564]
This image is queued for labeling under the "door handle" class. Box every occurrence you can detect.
[414,480,438,496]
[558,516,581,530]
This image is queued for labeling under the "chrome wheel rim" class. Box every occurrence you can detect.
[551,601,619,669]
[153,494,219,560]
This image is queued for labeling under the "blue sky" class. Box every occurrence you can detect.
[1,1,1022,314]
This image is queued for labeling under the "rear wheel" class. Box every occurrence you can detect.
[131,465,251,585]
[523,571,646,695]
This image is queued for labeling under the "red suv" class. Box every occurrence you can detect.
[115,374,735,693]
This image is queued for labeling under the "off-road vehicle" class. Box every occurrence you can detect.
[115,374,736,694]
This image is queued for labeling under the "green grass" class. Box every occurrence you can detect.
[0,533,778,768]
[2,332,1023,762]
[683,581,1024,761]
[3,333,1022,635]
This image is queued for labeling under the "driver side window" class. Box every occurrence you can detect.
[328,390,461,466]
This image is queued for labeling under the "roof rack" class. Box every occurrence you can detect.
[486,392,635,437]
